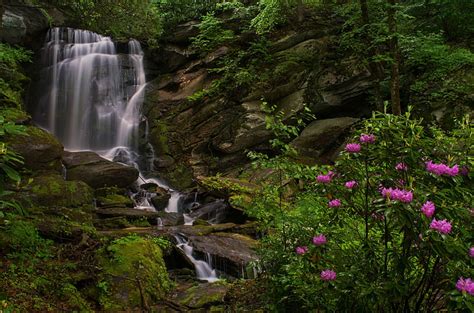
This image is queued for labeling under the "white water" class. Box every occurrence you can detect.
[175,235,218,282]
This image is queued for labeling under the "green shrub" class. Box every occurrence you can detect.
[250,109,473,311]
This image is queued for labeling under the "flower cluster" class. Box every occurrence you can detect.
[360,134,376,144]
[429,218,452,234]
[420,201,435,218]
[456,277,474,295]
[345,180,358,189]
[426,161,459,176]
[395,162,408,171]
[380,187,413,203]
[312,234,327,246]
[317,171,334,184]
[469,247,474,258]
[345,143,361,153]
[320,269,337,281]
[328,199,341,208]
[295,246,308,255]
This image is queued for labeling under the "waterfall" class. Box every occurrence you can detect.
[33,27,220,281]
[34,27,144,152]
[175,234,218,282]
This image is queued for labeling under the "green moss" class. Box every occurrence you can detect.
[27,174,94,208]
[165,164,194,190]
[97,235,172,310]
[150,120,170,155]
[178,281,228,309]
[96,194,134,208]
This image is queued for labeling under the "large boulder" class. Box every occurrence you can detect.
[62,151,139,189]
[186,232,258,278]
[97,235,172,310]
[6,126,64,173]
[291,117,359,162]
[24,173,94,208]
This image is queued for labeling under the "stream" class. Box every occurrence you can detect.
[32,27,221,282]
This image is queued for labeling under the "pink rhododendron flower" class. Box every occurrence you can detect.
[345,180,358,189]
[395,162,408,171]
[312,234,327,246]
[421,201,435,218]
[328,199,341,208]
[360,134,376,144]
[426,161,459,176]
[470,247,474,258]
[430,218,452,234]
[456,277,474,295]
[320,269,337,281]
[317,171,334,184]
[295,246,308,255]
[345,143,361,153]
[380,187,413,203]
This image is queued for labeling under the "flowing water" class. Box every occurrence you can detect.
[33,27,218,280]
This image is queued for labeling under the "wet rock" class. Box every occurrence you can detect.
[166,20,200,44]
[157,212,185,226]
[96,207,161,224]
[151,194,171,211]
[62,151,139,188]
[187,233,258,278]
[6,126,64,172]
[189,200,245,224]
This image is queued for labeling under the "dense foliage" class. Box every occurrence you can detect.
[247,109,473,311]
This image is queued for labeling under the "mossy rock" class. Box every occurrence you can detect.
[97,235,172,310]
[25,173,94,208]
[96,194,134,208]
[177,281,228,309]
[6,125,63,172]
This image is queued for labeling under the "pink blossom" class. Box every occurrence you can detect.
[426,161,459,176]
[469,247,474,258]
[320,269,337,281]
[456,277,474,295]
[421,201,435,218]
[430,218,452,234]
[328,199,341,208]
[345,180,358,189]
[345,143,361,153]
[360,134,376,144]
[395,162,408,171]
[312,234,327,246]
[317,171,334,184]
[380,187,413,203]
[295,246,308,255]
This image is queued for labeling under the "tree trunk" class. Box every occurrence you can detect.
[359,0,385,111]
[388,0,401,115]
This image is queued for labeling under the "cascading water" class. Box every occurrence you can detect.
[33,27,220,281]
[175,234,218,282]
[35,28,143,151]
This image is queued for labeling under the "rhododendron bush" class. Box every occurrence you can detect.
[248,111,473,311]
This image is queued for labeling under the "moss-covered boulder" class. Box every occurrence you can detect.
[97,235,172,311]
[25,173,94,208]
[6,125,63,172]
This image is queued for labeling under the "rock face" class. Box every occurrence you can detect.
[142,19,373,186]
[6,126,64,173]
[62,151,139,189]
[0,0,49,47]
